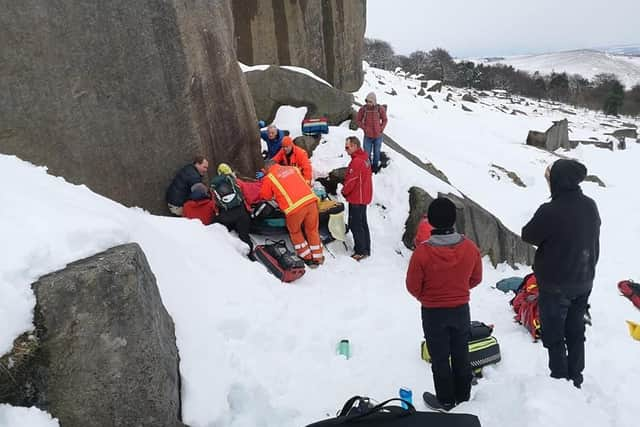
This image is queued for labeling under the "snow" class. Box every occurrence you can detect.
[475,49,640,89]
[1,63,640,427]
[239,62,333,87]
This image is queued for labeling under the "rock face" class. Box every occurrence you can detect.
[231,0,366,91]
[0,0,263,214]
[245,66,353,125]
[0,243,184,427]
[402,187,535,267]
[36,243,183,426]
[526,119,570,151]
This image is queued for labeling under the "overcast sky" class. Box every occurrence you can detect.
[366,0,640,58]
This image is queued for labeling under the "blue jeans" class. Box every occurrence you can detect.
[363,136,383,169]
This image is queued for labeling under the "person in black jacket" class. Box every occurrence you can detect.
[166,156,209,216]
[522,159,601,388]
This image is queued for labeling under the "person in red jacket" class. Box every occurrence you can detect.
[342,136,373,261]
[414,216,434,248]
[182,183,217,225]
[272,136,313,185]
[406,197,482,411]
[356,92,387,173]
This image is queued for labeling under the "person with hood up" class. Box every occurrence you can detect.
[182,183,216,225]
[271,136,313,185]
[356,92,388,173]
[521,159,600,389]
[406,197,482,411]
[342,136,373,261]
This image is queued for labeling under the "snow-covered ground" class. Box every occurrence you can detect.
[1,62,639,426]
[476,49,640,89]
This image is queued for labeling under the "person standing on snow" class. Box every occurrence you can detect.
[342,136,373,261]
[406,197,482,411]
[356,92,387,173]
[521,159,600,389]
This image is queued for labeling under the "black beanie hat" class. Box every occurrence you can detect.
[427,197,457,229]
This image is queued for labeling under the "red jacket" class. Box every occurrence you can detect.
[183,198,217,225]
[406,235,482,308]
[356,104,388,138]
[414,218,433,247]
[342,148,373,205]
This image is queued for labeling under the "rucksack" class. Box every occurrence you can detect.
[421,321,501,377]
[306,395,481,427]
[618,280,640,309]
[511,273,541,340]
[254,240,306,283]
[210,175,243,210]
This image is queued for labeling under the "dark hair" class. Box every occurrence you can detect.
[346,136,361,148]
[193,155,206,165]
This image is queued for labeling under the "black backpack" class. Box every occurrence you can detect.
[210,175,243,210]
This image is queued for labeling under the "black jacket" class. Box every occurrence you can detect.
[521,160,601,296]
[166,164,203,207]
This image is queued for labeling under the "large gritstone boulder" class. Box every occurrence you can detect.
[0,0,262,214]
[231,0,366,91]
[0,243,184,427]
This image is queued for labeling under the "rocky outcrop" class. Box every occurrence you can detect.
[0,0,263,214]
[462,94,477,103]
[294,135,321,158]
[232,0,366,91]
[245,66,353,126]
[526,119,570,151]
[0,243,184,427]
[403,187,535,267]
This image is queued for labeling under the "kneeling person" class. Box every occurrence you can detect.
[211,165,253,255]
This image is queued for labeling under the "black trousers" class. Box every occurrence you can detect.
[538,289,590,385]
[421,304,472,405]
[348,204,370,256]
[213,206,253,251]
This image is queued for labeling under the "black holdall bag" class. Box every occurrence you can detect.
[306,396,481,427]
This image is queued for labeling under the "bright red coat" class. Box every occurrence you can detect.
[183,198,217,225]
[342,148,373,205]
[406,236,482,308]
[414,218,433,247]
[356,104,388,138]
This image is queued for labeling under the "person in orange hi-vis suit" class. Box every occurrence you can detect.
[271,136,313,185]
[259,160,324,268]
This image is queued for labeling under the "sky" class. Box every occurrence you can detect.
[366,0,640,58]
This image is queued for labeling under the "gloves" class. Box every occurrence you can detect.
[255,171,265,179]
[258,120,266,128]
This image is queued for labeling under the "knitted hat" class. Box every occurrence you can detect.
[282,136,294,148]
[427,197,457,229]
[365,92,377,104]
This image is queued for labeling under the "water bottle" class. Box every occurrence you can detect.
[399,387,412,409]
[337,339,350,359]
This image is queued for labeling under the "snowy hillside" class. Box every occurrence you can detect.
[479,49,640,89]
[1,62,640,427]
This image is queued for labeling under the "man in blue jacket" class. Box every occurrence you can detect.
[260,125,285,159]
[522,159,600,388]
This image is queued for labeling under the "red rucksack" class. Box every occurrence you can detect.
[511,273,541,340]
[618,280,640,309]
